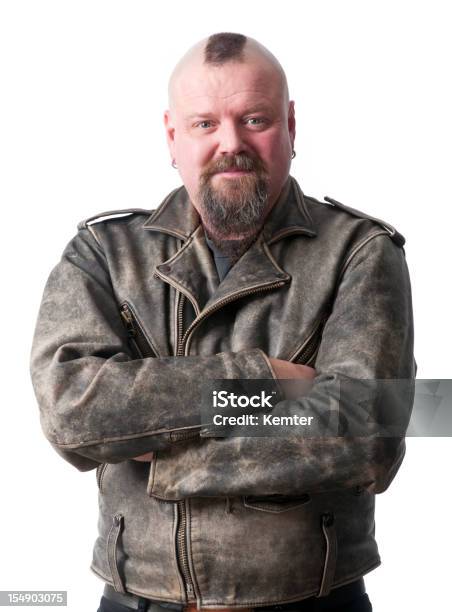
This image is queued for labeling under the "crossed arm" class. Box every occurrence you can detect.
[30,225,415,495]
[132,361,317,462]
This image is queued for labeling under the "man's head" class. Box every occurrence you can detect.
[164,33,295,260]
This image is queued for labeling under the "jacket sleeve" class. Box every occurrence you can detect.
[148,232,416,499]
[29,227,280,471]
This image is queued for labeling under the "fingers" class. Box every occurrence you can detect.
[132,452,154,462]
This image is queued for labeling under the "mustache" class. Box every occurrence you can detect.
[200,154,267,181]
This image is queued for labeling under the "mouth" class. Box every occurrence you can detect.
[215,169,253,177]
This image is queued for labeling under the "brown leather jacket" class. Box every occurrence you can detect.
[29,176,416,608]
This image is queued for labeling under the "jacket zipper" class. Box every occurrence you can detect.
[318,512,337,597]
[172,285,286,435]
[172,281,287,605]
[170,428,200,442]
[290,313,329,365]
[176,281,287,356]
[176,500,196,602]
[119,301,158,358]
[107,513,126,593]
[168,292,201,444]
[176,292,185,354]
[173,292,197,604]
[96,463,108,492]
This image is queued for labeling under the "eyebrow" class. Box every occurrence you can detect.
[184,104,274,121]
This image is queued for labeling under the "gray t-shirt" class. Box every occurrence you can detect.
[179,229,233,334]
[204,230,232,282]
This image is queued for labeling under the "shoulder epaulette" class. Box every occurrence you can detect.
[77,208,153,231]
[323,196,405,247]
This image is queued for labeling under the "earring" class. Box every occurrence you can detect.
[291,150,296,159]
[171,159,178,169]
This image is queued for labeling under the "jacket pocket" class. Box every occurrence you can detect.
[289,312,330,366]
[119,301,158,358]
[242,493,311,513]
[169,428,201,443]
[318,512,337,597]
[106,513,126,593]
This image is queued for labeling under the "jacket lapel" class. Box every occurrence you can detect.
[142,176,317,315]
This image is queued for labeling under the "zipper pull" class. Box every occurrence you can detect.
[186,583,194,598]
[120,304,137,337]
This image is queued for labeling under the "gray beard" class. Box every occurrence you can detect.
[198,174,269,264]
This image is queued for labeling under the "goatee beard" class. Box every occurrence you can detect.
[197,153,270,264]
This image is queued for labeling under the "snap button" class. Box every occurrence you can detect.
[159,264,171,274]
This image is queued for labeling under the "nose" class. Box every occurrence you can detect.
[217,120,247,156]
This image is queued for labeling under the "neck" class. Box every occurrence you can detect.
[203,225,259,264]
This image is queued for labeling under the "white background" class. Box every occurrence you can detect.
[1,1,451,610]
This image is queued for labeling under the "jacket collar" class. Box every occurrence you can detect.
[142,175,317,244]
[142,176,317,315]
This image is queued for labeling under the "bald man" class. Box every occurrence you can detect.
[30,32,415,612]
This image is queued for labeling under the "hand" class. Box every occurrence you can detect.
[132,451,154,462]
[268,358,317,380]
[268,359,317,401]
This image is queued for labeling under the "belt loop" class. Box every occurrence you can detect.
[317,512,337,597]
[107,513,126,594]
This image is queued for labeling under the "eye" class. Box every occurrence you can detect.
[196,120,214,129]
[245,117,266,127]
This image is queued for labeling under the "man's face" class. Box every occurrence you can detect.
[165,54,295,242]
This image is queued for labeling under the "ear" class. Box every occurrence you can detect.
[288,101,296,150]
[164,110,176,160]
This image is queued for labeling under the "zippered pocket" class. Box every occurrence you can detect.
[96,463,109,493]
[106,513,126,594]
[169,428,201,443]
[243,493,311,513]
[175,500,196,601]
[119,301,158,358]
[289,313,330,366]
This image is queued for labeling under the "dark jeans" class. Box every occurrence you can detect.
[97,593,373,612]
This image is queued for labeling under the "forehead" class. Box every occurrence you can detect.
[171,60,285,114]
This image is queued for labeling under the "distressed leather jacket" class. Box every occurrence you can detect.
[29,176,416,609]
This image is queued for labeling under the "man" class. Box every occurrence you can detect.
[30,33,416,612]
